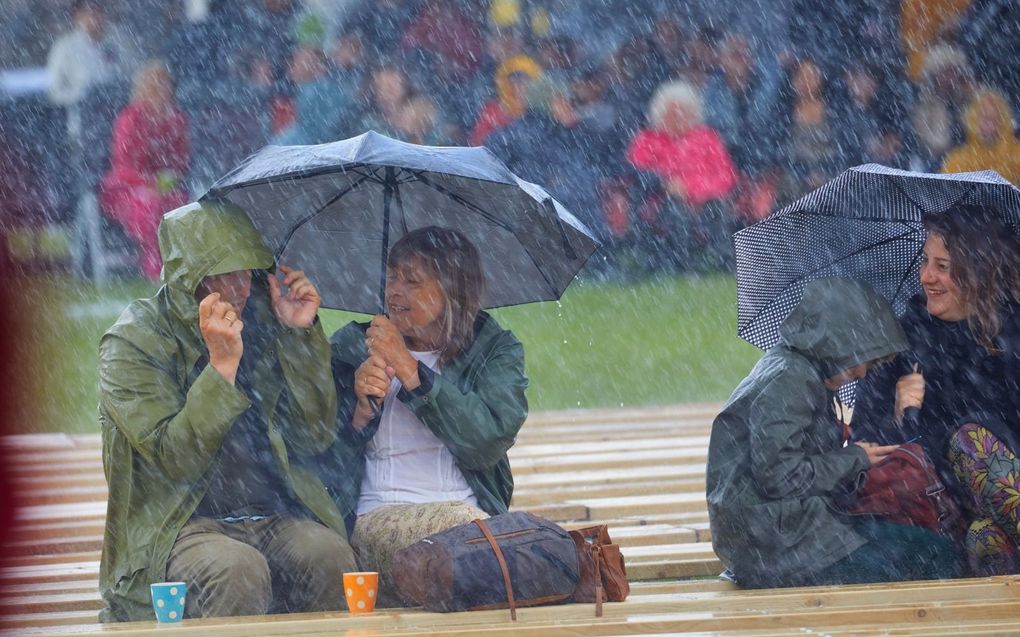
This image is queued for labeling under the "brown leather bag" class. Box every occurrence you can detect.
[843,442,966,540]
[568,524,630,617]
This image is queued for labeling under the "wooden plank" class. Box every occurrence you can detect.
[574,492,708,519]
[11,476,107,490]
[8,580,1020,636]
[523,403,723,426]
[1,536,104,558]
[511,448,707,475]
[14,503,107,523]
[0,591,102,615]
[0,561,100,585]
[6,520,106,543]
[513,463,706,488]
[0,435,80,450]
[9,463,103,479]
[511,478,705,507]
[509,436,711,458]
[12,487,108,507]
[2,553,100,570]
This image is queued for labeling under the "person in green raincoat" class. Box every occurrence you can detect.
[98,200,356,621]
[707,278,961,588]
[321,226,528,604]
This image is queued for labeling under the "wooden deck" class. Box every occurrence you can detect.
[3,403,1020,636]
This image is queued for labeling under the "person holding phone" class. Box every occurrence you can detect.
[853,206,1020,575]
[708,278,960,588]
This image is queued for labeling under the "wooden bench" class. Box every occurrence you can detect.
[3,403,1020,636]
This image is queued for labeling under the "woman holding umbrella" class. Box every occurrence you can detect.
[853,205,1020,575]
[323,226,528,603]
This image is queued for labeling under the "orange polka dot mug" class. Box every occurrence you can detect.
[343,571,379,614]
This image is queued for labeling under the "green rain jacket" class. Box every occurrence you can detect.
[706,278,908,587]
[323,313,528,523]
[97,201,341,621]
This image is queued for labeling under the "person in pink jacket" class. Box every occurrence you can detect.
[101,60,190,279]
[626,79,737,271]
[627,80,737,206]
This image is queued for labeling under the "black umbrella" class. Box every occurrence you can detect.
[734,163,1020,351]
[201,131,598,313]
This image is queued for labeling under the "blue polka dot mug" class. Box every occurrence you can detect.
[150,582,187,622]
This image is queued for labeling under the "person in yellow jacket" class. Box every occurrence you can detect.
[942,87,1020,185]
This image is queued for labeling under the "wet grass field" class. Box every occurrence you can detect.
[21,273,761,434]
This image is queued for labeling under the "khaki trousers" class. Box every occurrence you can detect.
[166,515,356,617]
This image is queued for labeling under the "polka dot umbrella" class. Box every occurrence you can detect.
[734,163,1020,352]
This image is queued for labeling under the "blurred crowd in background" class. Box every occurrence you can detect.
[2,0,1019,279]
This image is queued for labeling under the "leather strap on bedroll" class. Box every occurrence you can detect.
[473,518,517,621]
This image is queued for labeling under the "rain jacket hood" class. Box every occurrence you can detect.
[779,277,908,379]
[707,278,906,587]
[159,199,273,294]
[495,55,542,118]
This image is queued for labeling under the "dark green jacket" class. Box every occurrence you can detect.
[706,278,908,587]
[98,201,341,621]
[322,313,528,524]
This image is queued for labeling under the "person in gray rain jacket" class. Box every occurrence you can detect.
[707,278,961,588]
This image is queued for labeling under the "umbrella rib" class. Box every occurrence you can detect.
[891,244,924,305]
[411,171,563,298]
[886,175,981,215]
[774,210,924,224]
[273,171,374,261]
[409,172,514,229]
[209,163,383,193]
[738,227,921,338]
[885,177,929,214]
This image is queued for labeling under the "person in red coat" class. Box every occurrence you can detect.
[101,60,190,279]
[626,79,738,271]
[627,79,737,207]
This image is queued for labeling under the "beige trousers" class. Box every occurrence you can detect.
[351,501,488,606]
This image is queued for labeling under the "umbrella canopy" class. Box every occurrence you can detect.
[734,163,1020,351]
[201,130,598,313]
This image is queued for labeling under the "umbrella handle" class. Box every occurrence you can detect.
[901,406,921,433]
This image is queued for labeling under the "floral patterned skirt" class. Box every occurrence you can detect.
[947,423,1020,575]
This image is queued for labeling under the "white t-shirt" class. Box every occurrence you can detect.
[356,350,479,516]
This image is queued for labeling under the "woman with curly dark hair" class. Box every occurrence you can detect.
[853,204,1020,576]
